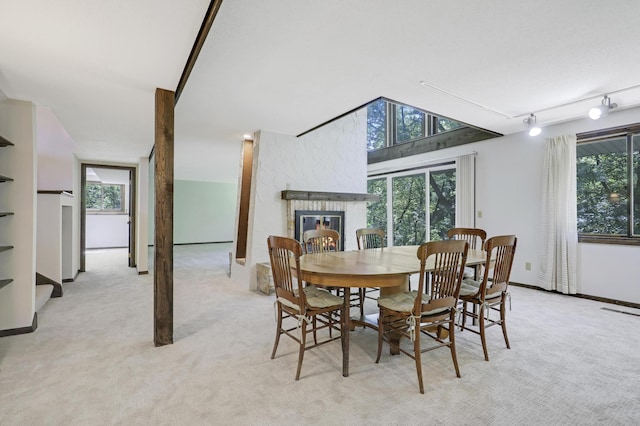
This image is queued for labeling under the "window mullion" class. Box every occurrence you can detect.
[387,103,395,147]
[628,133,635,237]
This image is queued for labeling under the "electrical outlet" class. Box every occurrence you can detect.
[525,262,531,271]
[477,210,482,218]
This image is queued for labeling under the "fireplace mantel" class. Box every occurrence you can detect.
[281,190,379,202]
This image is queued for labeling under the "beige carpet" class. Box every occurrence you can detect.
[1,243,639,425]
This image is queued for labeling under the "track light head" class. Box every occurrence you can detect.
[589,95,617,120]
[524,113,542,136]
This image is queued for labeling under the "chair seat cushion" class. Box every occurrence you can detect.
[304,286,343,309]
[278,286,342,312]
[377,290,450,317]
[459,278,480,296]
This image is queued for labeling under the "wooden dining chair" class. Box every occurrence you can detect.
[375,239,469,394]
[302,229,341,253]
[447,227,487,280]
[302,229,361,313]
[458,235,517,361]
[355,227,385,315]
[356,227,385,251]
[446,227,487,249]
[267,235,344,380]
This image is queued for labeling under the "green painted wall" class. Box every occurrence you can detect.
[149,178,237,244]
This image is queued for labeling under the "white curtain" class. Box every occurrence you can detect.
[455,153,476,228]
[538,134,577,294]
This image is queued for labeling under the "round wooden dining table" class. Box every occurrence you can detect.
[298,246,486,377]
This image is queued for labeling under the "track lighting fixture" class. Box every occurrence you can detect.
[588,95,617,120]
[524,114,542,136]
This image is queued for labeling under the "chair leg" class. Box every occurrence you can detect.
[414,330,424,394]
[359,288,365,318]
[449,316,461,378]
[479,305,489,361]
[500,298,510,349]
[313,316,318,345]
[271,306,283,359]
[375,307,384,363]
[295,319,307,380]
[460,301,468,330]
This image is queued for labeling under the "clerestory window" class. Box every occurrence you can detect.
[367,98,464,152]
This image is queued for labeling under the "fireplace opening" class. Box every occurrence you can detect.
[294,210,345,250]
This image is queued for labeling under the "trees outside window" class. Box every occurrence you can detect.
[392,173,426,246]
[367,165,455,246]
[86,183,124,212]
[429,169,456,241]
[396,105,425,143]
[366,98,464,152]
[367,99,387,151]
[366,178,387,243]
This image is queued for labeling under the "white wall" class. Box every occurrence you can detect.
[231,109,368,289]
[136,157,149,273]
[36,192,74,282]
[36,106,80,280]
[36,106,76,191]
[86,214,130,248]
[0,98,37,331]
[369,106,640,304]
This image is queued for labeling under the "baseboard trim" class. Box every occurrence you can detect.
[0,313,37,338]
[35,272,63,298]
[173,241,233,246]
[510,282,640,310]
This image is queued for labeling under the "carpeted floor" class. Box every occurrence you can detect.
[1,243,639,425]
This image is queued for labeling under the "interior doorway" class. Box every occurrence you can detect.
[80,164,137,271]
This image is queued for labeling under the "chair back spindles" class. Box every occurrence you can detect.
[446,227,486,250]
[416,240,468,312]
[302,229,341,253]
[356,227,385,250]
[268,235,305,312]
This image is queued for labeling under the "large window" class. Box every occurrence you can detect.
[367,165,455,245]
[366,98,465,152]
[86,183,125,212]
[577,127,640,240]
[392,173,426,245]
[366,178,387,243]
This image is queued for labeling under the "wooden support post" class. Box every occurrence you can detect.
[154,88,174,346]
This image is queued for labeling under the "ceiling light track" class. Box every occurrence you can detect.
[419,80,515,119]
[419,80,640,120]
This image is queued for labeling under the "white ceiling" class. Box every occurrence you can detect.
[3,1,640,182]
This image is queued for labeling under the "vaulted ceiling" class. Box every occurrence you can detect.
[2,1,640,182]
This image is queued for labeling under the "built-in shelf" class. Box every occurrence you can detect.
[0,175,14,183]
[0,246,14,253]
[281,190,380,202]
[0,135,15,147]
[0,279,12,290]
[0,212,14,217]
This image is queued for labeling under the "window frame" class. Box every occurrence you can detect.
[85,182,126,214]
[577,123,640,246]
[367,162,456,246]
[367,99,465,152]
